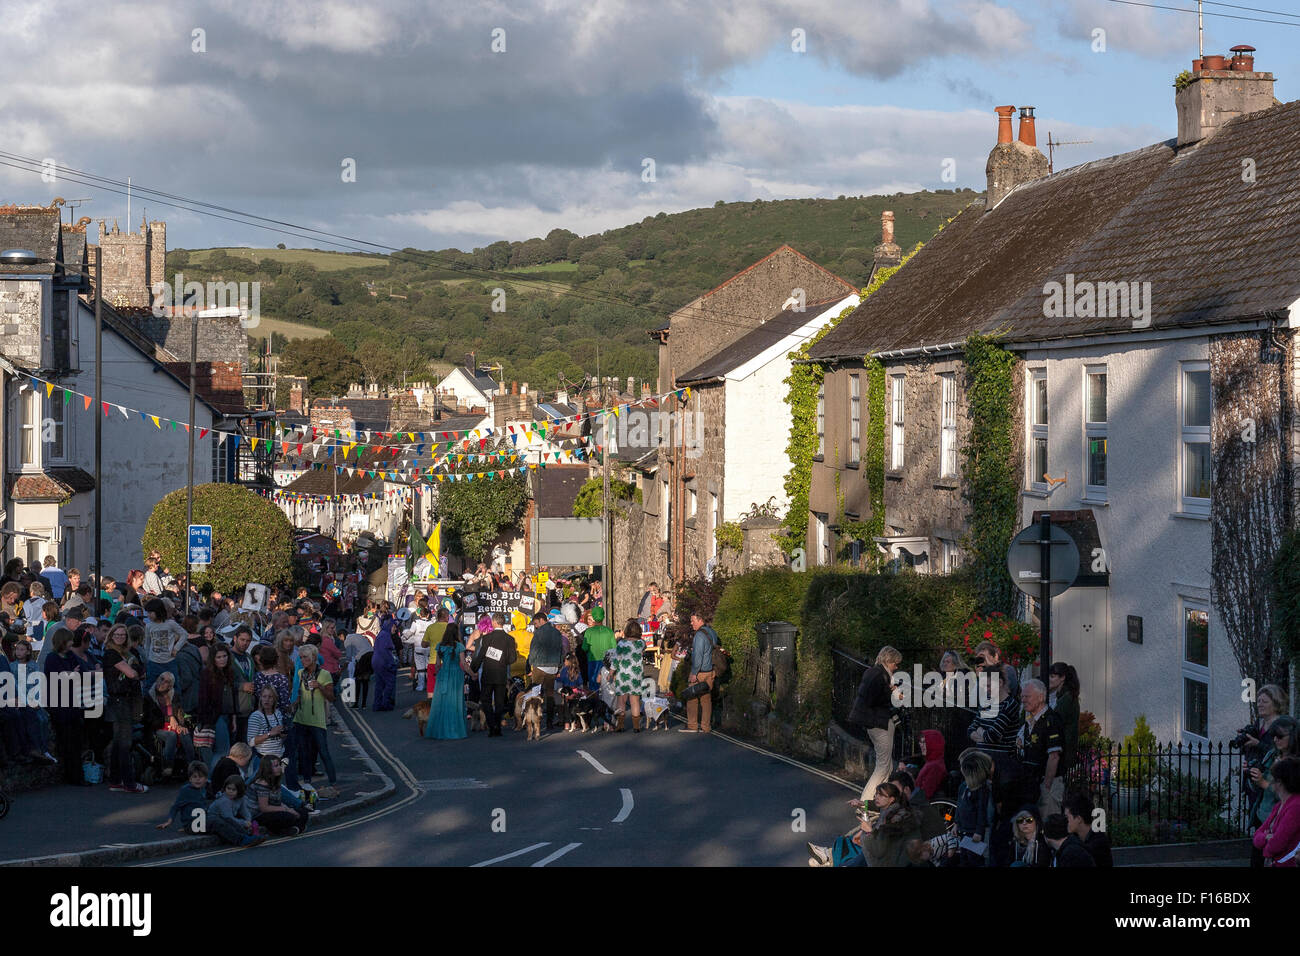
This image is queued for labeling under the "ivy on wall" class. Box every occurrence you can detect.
[863,355,886,546]
[779,244,922,554]
[961,333,1020,615]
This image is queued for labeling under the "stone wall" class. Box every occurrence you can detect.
[679,383,726,579]
[0,278,44,367]
[666,247,853,385]
[130,313,249,368]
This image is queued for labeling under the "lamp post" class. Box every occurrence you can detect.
[0,247,101,584]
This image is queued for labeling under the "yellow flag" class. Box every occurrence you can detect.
[45,382,53,398]
[150,415,160,428]
[427,520,440,566]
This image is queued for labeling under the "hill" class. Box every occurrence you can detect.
[170,190,978,397]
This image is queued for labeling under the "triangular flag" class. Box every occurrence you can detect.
[83,394,92,411]
[101,402,109,416]
[200,428,209,440]
[150,415,160,428]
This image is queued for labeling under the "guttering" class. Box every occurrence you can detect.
[796,340,966,366]
[1010,313,1277,353]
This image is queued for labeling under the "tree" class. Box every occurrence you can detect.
[572,477,640,519]
[279,336,363,398]
[276,243,287,250]
[431,470,529,563]
[142,483,295,592]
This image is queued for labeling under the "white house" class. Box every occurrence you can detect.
[437,364,498,410]
[2,208,219,576]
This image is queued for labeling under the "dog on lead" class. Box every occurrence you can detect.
[401,700,432,736]
[522,696,544,741]
[465,700,488,733]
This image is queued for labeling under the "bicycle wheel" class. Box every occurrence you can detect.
[0,789,9,820]
[930,798,957,834]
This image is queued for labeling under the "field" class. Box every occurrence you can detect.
[184,247,388,272]
[245,316,332,340]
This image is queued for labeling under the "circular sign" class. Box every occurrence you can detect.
[1006,523,1080,598]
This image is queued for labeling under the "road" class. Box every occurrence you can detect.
[146,680,858,867]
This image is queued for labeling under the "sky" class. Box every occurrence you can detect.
[3,0,1298,253]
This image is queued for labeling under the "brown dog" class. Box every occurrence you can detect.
[522,696,544,741]
[402,700,431,736]
[466,700,487,733]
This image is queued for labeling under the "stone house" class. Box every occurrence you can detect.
[611,246,856,618]
[806,49,1300,743]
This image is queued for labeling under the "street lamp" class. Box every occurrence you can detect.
[1,247,102,586]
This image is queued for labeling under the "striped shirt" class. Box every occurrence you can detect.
[967,694,1021,754]
[247,709,287,757]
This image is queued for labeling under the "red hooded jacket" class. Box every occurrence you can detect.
[916,729,946,799]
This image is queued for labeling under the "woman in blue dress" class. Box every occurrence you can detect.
[371,611,398,712]
[425,628,475,740]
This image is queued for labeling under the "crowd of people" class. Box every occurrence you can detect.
[808,642,1300,868]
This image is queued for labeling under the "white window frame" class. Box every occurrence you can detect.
[688,486,697,520]
[661,479,670,542]
[1180,599,1211,744]
[1180,361,1211,516]
[816,383,825,457]
[1028,368,1048,490]
[814,512,831,566]
[940,538,961,573]
[19,385,40,471]
[848,373,861,464]
[710,492,720,559]
[939,373,957,478]
[45,388,69,464]
[890,374,905,469]
[1084,366,1107,501]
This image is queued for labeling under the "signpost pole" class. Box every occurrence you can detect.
[1039,514,1051,680]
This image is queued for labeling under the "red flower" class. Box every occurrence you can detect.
[983,631,993,639]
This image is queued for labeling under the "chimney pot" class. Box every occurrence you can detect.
[511,381,518,395]
[995,105,1016,144]
[1017,106,1037,147]
[880,209,895,245]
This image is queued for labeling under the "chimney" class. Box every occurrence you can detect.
[511,380,519,395]
[557,389,568,405]
[873,209,902,269]
[289,382,304,414]
[1177,44,1274,147]
[995,104,1015,144]
[1017,106,1037,147]
[985,105,1050,210]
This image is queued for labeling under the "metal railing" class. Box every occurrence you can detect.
[1065,741,1251,843]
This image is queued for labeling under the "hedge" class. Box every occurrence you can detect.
[708,565,978,736]
[142,483,296,593]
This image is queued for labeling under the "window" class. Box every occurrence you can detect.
[940,373,957,478]
[710,492,720,559]
[19,387,39,468]
[848,374,861,464]
[890,375,905,469]
[816,383,825,457]
[688,486,697,519]
[1085,368,1107,499]
[660,480,669,541]
[941,539,962,573]
[45,389,67,462]
[1182,602,1210,740]
[1028,369,1048,487]
[1181,363,1211,514]
[814,513,831,566]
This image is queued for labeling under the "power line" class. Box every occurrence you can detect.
[0,151,872,345]
[1101,0,1300,26]
[1201,1,1300,20]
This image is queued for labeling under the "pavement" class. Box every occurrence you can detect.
[0,706,395,866]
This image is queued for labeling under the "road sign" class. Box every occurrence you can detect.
[1006,522,1079,598]
[188,524,212,566]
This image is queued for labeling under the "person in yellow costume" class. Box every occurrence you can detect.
[508,608,533,679]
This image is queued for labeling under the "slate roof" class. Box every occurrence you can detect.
[678,297,851,383]
[280,469,384,497]
[810,143,1174,359]
[814,99,1300,359]
[532,464,589,518]
[458,367,498,394]
[341,397,394,432]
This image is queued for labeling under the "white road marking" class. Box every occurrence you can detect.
[612,788,634,823]
[471,842,551,867]
[576,750,612,775]
[530,842,582,867]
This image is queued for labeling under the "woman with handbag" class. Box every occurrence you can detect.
[102,624,148,793]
